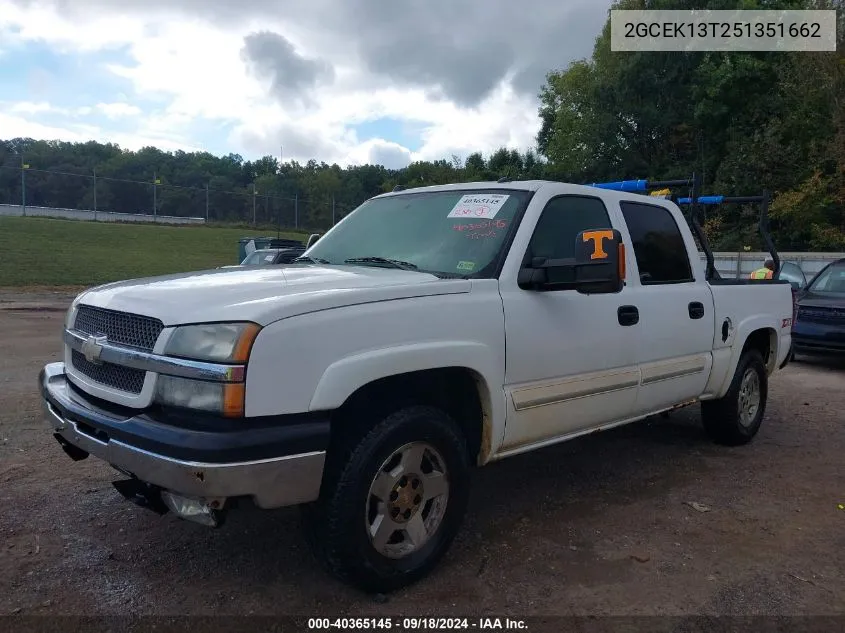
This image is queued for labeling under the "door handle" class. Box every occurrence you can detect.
[618,305,639,326]
[688,301,705,320]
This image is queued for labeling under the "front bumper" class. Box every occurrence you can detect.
[792,323,845,355]
[40,362,328,511]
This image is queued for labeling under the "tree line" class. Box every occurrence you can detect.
[0,0,842,248]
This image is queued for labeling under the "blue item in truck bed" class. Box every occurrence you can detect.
[588,179,648,192]
[677,196,725,205]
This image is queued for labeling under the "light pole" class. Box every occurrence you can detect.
[21,156,29,217]
[252,183,257,226]
[153,172,161,222]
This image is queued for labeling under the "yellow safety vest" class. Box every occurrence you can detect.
[750,268,773,280]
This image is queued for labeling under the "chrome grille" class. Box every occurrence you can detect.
[73,305,163,352]
[70,305,163,394]
[798,306,845,324]
[71,350,146,394]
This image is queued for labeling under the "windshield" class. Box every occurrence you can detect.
[241,250,278,265]
[808,262,845,294]
[304,189,532,277]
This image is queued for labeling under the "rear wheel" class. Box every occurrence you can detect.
[303,405,471,593]
[701,349,768,446]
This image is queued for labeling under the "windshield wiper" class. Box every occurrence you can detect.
[344,257,418,271]
[293,255,332,264]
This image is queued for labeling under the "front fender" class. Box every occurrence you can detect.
[309,341,498,411]
[309,341,506,461]
[243,286,508,458]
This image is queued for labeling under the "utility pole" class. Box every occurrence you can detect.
[252,183,257,226]
[20,156,28,217]
[332,196,336,226]
[93,169,98,221]
[205,183,209,222]
[277,196,281,239]
[294,193,298,228]
[153,171,158,222]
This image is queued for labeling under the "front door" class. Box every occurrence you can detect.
[498,193,640,454]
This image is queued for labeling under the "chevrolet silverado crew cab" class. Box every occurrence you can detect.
[40,179,794,592]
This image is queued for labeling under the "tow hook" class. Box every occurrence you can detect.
[112,479,170,515]
[53,433,89,462]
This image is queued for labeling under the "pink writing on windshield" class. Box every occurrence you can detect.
[450,205,491,217]
[452,219,507,233]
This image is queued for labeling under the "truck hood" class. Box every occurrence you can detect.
[797,291,845,310]
[73,265,471,326]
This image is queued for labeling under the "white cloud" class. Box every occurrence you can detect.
[0,110,203,153]
[0,0,605,165]
[95,102,142,118]
[0,111,87,142]
[9,101,54,114]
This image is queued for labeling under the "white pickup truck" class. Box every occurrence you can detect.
[40,179,794,592]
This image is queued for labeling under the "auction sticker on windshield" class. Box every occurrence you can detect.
[447,194,510,219]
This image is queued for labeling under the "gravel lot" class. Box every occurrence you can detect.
[1,291,844,624]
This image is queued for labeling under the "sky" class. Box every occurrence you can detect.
[0,0,609,169]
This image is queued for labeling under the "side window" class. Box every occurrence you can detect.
[527,195,612,262]
[619,201,694,284]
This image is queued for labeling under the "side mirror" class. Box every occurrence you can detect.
[518,228,625,294]
[305,233,321,249]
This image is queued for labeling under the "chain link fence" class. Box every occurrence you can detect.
[0,165,357,231]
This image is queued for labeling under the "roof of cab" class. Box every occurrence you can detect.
[372,179,678,208]
[373,180,550,198]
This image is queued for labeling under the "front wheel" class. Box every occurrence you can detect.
[304,405,471,593]
[701,349,768,446]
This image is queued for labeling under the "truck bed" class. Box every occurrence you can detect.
[709,278,792,286]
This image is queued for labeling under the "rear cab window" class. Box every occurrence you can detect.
[619,201,694,285]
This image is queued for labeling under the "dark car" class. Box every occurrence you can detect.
[239,247,306,266]
[792,258,845,356]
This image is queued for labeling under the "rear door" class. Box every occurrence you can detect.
[616,199,715,416]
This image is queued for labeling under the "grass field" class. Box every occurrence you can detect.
[0,216,310,287]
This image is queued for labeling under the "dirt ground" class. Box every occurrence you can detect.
[1,291,844,624]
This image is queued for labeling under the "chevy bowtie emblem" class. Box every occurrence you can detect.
[81,334,107,365]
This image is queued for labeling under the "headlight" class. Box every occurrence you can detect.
[155,375,246,417]
[164,322,261,363]
[64,300,81,330]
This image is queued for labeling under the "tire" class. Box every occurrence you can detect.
[303,405,471,593]
[701,349,768,446]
